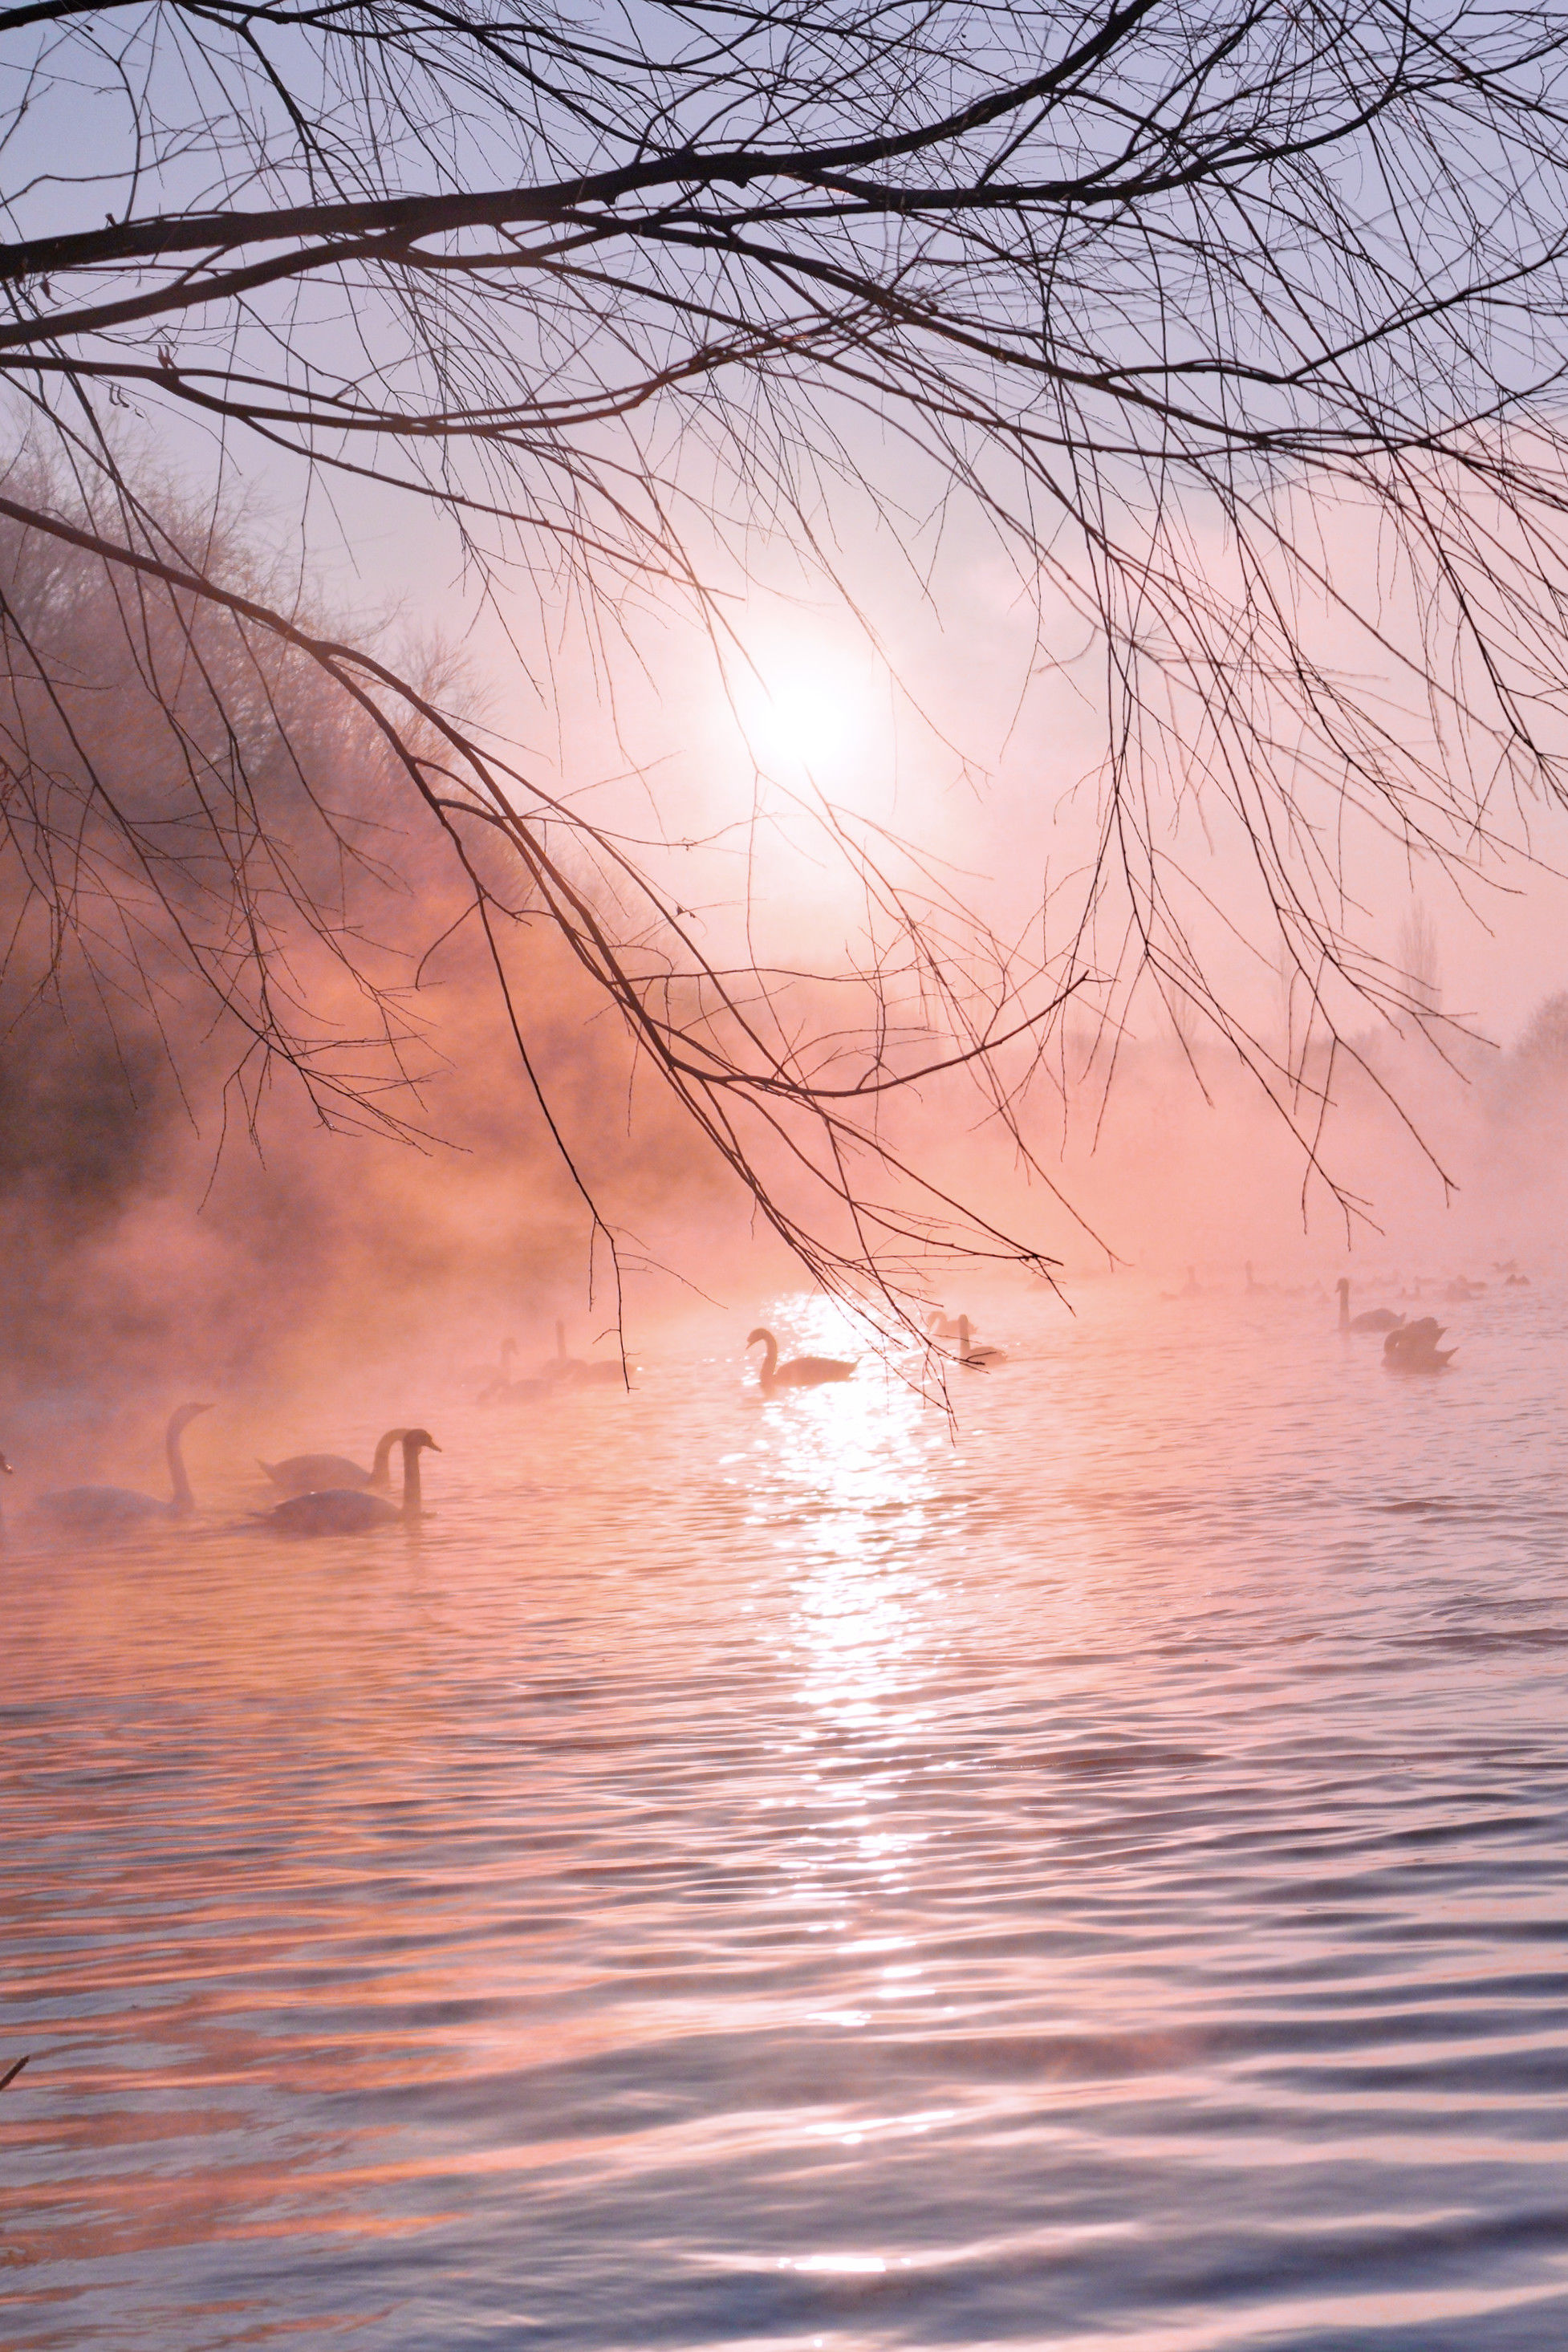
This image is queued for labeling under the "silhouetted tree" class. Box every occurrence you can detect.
[2,0,1567,1304]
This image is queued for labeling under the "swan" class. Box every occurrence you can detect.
[1444,1276,1485,1302]
[258,1428,439,1535]
[954,1314,1005,1369]
[542,1320,582,1381]
[747,1327,855,1390]
[542,1320,630,1385]
[1336,1278,1403,1334]
[36,1403,212,1529]
[1384,1318,1455,1371]
[478,1340,522,1403]
[259,1428,405,1495]
[478,1340,546,1403]
[927,1310,965,1338]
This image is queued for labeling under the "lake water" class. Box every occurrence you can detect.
[6,1278,1568,2350]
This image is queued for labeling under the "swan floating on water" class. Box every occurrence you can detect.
[258,1428,439,1535]
[954,1314,1005,1369]
[747,1327,855,1391]
[479,1340,547,1403]
[1384,1318,1455,1371]
[259,1428,405,1495]
[1336,1278,1403,1334]
[37,1403,212,1529]
[540,1320,628,1386]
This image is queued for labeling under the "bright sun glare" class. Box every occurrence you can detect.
[737,640,884,779]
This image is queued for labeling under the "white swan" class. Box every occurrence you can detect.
[748,1327,855,1390]
[1336,1278,1403,1334]
[953,1314,1005,1369]
[259,1428,405,1495]
[543,1320,629,1385]
[38,1403,213,1528]
[477,1340,522,1402]
[479,1340,547,1403]
[542,1320,581,1381]
[1384,1318,1455,1371]
[258,1428,439,1535]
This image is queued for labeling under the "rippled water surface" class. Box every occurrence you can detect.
[7,1282,1568,2349]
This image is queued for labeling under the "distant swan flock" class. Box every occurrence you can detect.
[0,1257,1505,1540]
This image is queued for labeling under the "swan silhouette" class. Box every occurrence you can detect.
[258,1429,439,1535]
[927,1310,965,1338]
[37,1403,212,1529]
[954,1314,1005,1369]
[1384,1318,1455,1371]
[259,1428,405,1495]
[542,1320,628,1385]
[1336,1278,1403,1334]
[479,1340,546,1403]
[479,1341,522,1402]
[748,1327,855,1390]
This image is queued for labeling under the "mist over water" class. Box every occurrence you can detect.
[8,1274,1568,2350]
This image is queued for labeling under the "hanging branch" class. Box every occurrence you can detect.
[0,0,1566,1310]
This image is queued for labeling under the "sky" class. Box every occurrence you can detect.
[12,6,1568,1303]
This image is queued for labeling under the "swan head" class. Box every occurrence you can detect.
[170,1401,214,1436]
[745,1328,774,1350]
[402,1428,440,1453]
[1335,1278,1350,1298]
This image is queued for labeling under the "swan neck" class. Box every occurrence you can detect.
[371,1429,400,1486]
[167,1416,193,1514]
[401,1438,423,1517]
[758,1330,778,1381]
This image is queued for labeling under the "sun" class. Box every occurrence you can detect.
[736,636,884,781]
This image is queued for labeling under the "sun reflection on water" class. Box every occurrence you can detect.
[11,1282,1568,2345]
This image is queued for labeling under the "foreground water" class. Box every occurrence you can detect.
[6,1279,1568,2349]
